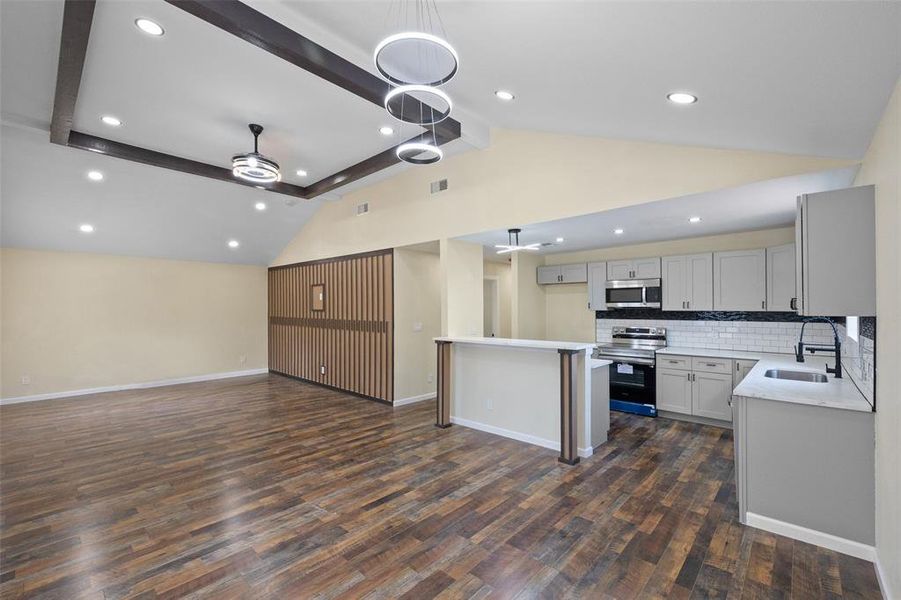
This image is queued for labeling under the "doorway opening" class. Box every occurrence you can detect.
[484,277,500,337]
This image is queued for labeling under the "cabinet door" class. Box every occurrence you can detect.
[537,265,562,284]
[560,263,588,283]
[661,256,686,311]
[733,359,757,388]
[766,243,796,312]
[606,260,633,280]
[685,253,713,311]
[587,262,607,311]
[692,371,734,421]
[656,368,693,414]
[633,257,661,279]
[713,249,766,311]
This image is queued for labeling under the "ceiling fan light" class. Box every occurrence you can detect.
[232,124,281,183]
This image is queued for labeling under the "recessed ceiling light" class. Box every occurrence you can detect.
[87,170,103,181]
[228,240,240,249]
[556,237,564,243]
[296,169,308,177]
[255,202,266,211]
[100,115,122,127]
[135,18,164,36]
[689,216,702,223]
[667,92,697,105]
[379,126,394,136]
[79,224,94,233]
[614,228,624,235]
[495,90,515,101]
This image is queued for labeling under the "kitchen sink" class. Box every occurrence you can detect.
[764,369,828,383]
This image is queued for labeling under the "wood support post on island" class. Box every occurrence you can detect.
[435,340,452,428]
[558,349,580,465]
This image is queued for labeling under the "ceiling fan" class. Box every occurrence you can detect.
[495,228,542,254]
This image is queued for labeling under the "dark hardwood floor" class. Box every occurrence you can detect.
[0,374,881,599]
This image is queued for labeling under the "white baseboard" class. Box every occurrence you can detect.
[393,393,435,407]
[449,416,593,458]
[875,553,895,600]
[0,368,269,405]
[745,512,875,562]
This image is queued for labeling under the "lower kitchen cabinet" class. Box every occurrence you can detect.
[656,368,692,413]
[692,371,734,421]
[656,354,735,423]
[733,359,757,388]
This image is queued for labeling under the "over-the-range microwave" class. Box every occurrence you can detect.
[605,278,662,309]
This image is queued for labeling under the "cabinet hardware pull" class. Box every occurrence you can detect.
[790,297,797,311]
[761,300,766,309]
[687,301,690,309]
[687,373,691,381]
[706,363,717,367]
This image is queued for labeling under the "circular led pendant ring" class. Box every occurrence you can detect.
[385,85,452,125]
[396,142,443,165]
[374,32,458,86]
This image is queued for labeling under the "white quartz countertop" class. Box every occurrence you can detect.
[658,346,788,361]
[433,336,595,351]
[588,358,613,369]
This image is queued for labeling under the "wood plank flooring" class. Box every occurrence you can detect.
[0,374,881,599]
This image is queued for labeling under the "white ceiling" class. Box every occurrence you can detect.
[290,0,901,159]
[460,166,859,261]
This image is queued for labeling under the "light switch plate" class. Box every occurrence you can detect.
[413,322,423,332]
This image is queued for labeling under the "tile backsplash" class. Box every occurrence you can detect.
[837,322,875,405]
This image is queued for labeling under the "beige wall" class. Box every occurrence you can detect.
[440,239,483,336]
[483,260,512,338]
[1,249,267,400]
[275,129,851,265]
[511,252,546,340]
[855,79,900,597]
[393,247,441,401]
[544,227,795,341]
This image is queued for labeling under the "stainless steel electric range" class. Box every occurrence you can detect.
[593,326,667,417]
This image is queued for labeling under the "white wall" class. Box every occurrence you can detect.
[484,260,512,338]
[854,79,900,596]
[511,251,546,340]
[393,247,441,403]
[440,239,483,336]
[1,248,268,400]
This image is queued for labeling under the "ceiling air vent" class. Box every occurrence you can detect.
[430,179,448,194]
[356,202,369,216]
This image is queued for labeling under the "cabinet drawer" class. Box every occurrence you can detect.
[691,357,733,374]
[658,355,691,370]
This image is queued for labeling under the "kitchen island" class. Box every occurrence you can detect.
[433,337,610,464]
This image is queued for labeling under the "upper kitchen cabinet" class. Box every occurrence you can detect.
[587,262,607,311]
[662,253,713,311]
[713,249,766,311]
[537,263,588,285]
[766,243,796,312]
[606,257,661,280]
[796,185,875,316]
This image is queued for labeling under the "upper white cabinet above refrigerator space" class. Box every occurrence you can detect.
[796,185,875,316]
[606,257,661,280]
[713,249,767,311]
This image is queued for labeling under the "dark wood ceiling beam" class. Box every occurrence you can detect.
[49,0,96,145]
[68,132,308,197]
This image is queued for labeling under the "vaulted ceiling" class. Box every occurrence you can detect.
[1,0,898,265]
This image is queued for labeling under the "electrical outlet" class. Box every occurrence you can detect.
[486,397,493,410]
[239,354,247,365]
[427,373,433,383]
[320,365,326,375]
[413,321,423,332]
[20,375,30,385]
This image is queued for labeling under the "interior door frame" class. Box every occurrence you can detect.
[483,276,501,337]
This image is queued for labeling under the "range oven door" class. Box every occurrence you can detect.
[606,358,657,416]
[605,279,662,309]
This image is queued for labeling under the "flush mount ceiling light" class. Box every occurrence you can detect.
[396,141,443,165]
[384,85,452,125]
[135,18,164,36]
[689,216,702,223]
[295,169,308,177]
[556,237,565,243]
[495,228,540,254]
[374,31,458,87]
[614,228,625,235]
[667,92,697,105]
[232,124,280,183]
[495,90,515,101]
[228,240,239,248]
[79,224,94,233]
[255,202,266,211]
[379,126,394,136]
[87,170,103,181]
[101,115,122,127]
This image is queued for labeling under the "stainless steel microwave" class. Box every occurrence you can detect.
[605,278,662,309]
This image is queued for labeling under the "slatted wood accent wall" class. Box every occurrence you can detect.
[268,249,394,403]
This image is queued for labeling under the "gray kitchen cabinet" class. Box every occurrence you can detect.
[796,185,875,316]
[713,249,767,311]
[656,367,693,414]
[537,263,587,285]
[662,253,712,311]
[693,371,734,421]
[733,359,757,388]
[587,262,607,311]
[766,243,796,312]
[606,257,661,280]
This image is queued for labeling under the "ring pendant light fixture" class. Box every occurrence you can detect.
[374,0,457,165]
[232,124,280,183]
[495,228,541,254]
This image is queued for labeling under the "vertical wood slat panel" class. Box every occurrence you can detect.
[267,250,393,402]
